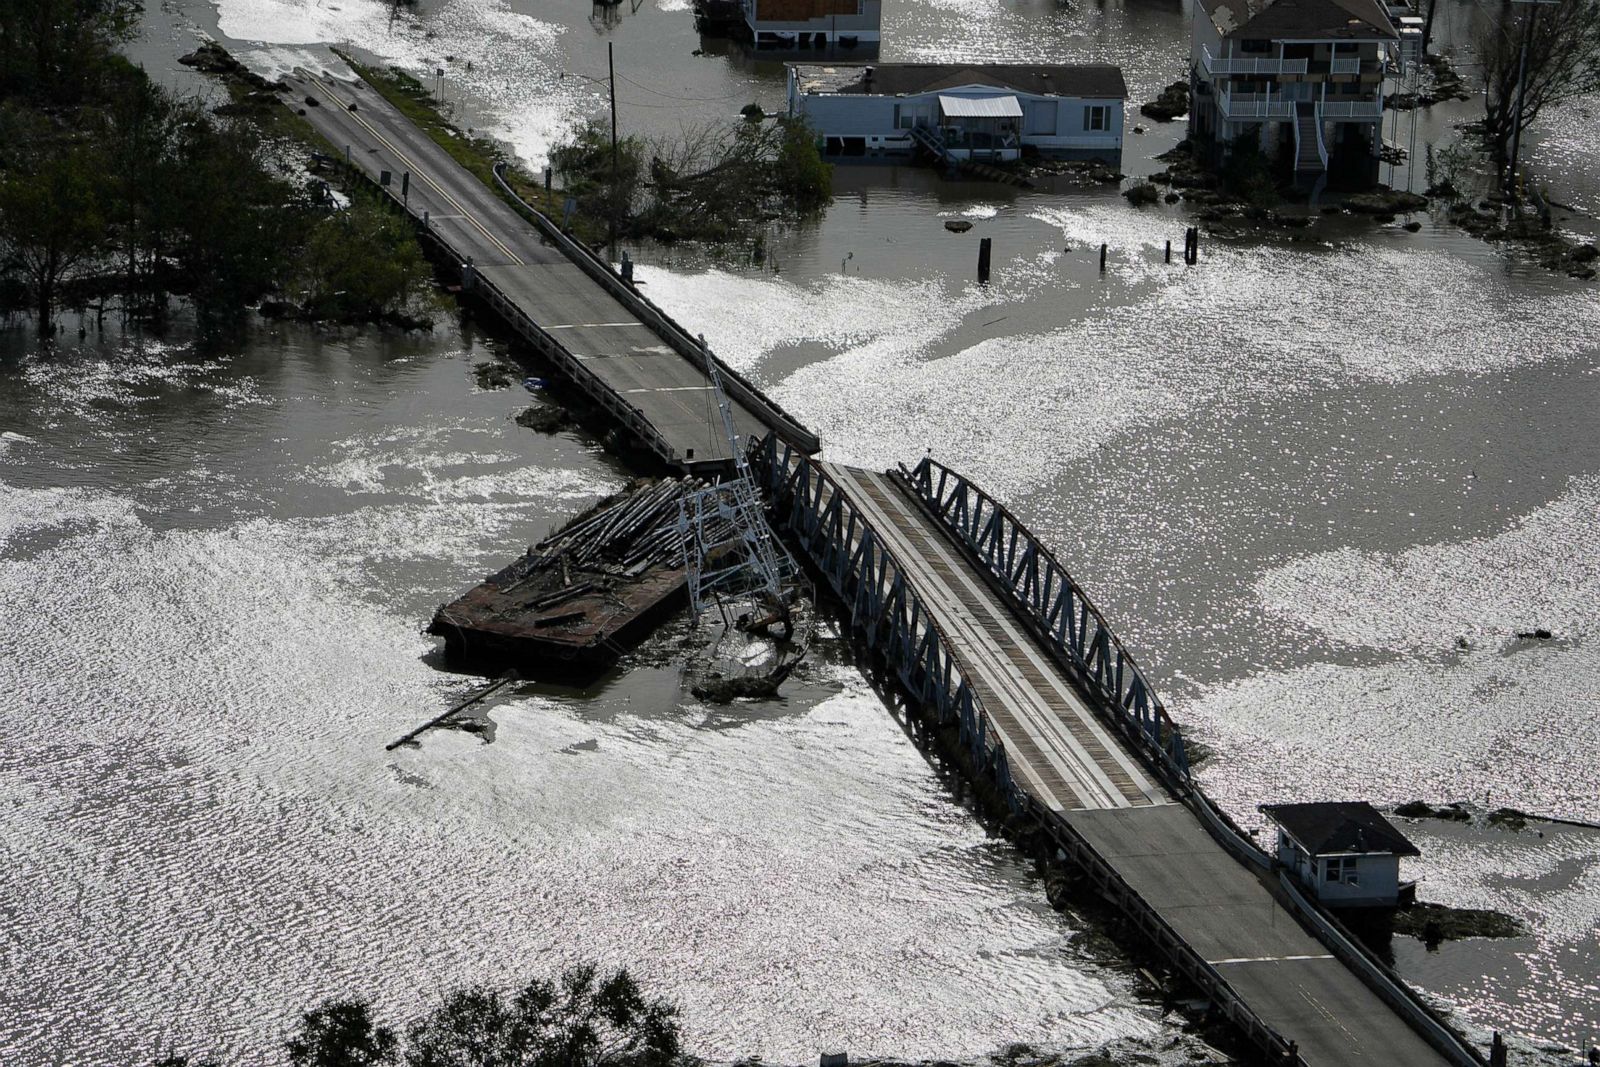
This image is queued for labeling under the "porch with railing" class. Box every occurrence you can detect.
[1218,91,1295,119]
[1201,45,1308,76]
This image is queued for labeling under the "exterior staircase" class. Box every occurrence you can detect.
[907,124,1033,188]
[1293,101,1326,173]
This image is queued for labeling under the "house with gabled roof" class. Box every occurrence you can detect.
[1261,801,1421,908]
[1189,0,1400,180]
[786,63,1127,164]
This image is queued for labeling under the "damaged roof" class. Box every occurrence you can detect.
[1198,0,1398,40]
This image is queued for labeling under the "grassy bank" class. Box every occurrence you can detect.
[333,51,609,246]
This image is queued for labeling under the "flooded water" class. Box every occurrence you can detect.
[7,0,1599,1063]
[0,322,1170,1065]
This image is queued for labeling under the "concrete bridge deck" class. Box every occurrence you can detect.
[803,458,1460,1067]
[282,66,814,473]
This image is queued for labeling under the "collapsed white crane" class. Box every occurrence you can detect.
[677,336,798,639]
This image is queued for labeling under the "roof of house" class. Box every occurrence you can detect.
[788,63,1129,100]
[1259,802,1421,857]
[1197,0,1398,40]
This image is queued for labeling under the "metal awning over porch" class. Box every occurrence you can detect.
[938,94,1024,119]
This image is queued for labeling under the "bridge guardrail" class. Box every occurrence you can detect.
[897,457,1192,784]
[752,435,1022,809]
[466,269,678,465]
[899,453,1490,1067]
[492,164,822,458]
[754,439,1303,1065]
[315,147,682,469]
[1276,873,1492,1067]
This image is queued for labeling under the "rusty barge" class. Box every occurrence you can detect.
[428,478,696,680]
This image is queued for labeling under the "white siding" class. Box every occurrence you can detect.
[794,82,1124,161]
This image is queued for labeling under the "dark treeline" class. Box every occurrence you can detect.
[159,964,686,1067]
[0,0,429,335]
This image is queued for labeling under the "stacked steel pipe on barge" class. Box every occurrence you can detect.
[428,478,698,681]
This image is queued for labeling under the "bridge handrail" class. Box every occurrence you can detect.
[491,163,822,458]
[751,435,1022,810]
[755,439,1301,1066]
[1026,795,1303,1063]
[466,265,678,463]
[899,456,1192,783]
[1276,873,1492,1067]
[900,454,1489,1067]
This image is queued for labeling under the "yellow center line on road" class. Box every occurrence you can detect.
[299,70,524,267]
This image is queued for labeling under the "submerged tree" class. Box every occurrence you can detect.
[1475,0,1600,173]
[0,115,106,331]
[298,197,431,321]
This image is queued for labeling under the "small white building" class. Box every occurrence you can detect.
[1261,801,1420,908]
[787,63,1127,164]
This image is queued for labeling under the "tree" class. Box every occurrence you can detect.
[166,115,305,323]
[99,71,193,314]
[550,120,645,234]
[1475,0,1600,173]
[286,999,400,1067]
[773,119,831,209]
[404,965,682,1067]
[0,0,141,101]
[0,123,105,331]
[298,198,430,320]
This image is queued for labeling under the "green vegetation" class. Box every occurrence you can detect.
[551,119,649,238]
[1218,130,1278,208]
[296,199,431,322]
[339,52,830,250]
[558,117,833,245]
[0,5,433,335]
[161,965,685,1067]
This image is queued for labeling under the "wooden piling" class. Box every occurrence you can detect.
[977,237,992,283]
[1099,243,1107,272]
[386,671,519,750]
[1165,239,1172,264]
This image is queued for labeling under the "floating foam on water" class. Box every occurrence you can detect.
[216,0,576,167]
[645,221,1600,499]
[1253,475,1600,653]
[0,483,143,550]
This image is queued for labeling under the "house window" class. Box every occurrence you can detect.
[1083,105,1110,132]
[1323,857,1358,884]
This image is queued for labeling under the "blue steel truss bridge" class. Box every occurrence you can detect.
[755,438,1491,1067]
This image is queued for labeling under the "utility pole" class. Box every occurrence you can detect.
[1505,0,1556,198]
[608,41,620,252]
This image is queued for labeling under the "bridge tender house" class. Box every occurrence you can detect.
[786,63,1128,163]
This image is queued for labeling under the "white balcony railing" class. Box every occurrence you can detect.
[1329,57,1362,74]
[1321,99,1383,118]
[1218,92,1295,119]
[1201,45,1309,76]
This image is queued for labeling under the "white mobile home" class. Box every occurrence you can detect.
[787,63,1127,164]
